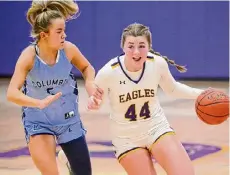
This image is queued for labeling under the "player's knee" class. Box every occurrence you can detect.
[35,160,59,175]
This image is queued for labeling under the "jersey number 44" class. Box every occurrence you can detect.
[125,101,150,121]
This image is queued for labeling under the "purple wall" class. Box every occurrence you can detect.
[0,1,228,79]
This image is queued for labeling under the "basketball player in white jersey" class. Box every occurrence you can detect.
[87,23,207,175]
[59,23,206,174]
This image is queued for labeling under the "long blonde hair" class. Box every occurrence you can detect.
[27,0,79,41]
[121,23,187,73]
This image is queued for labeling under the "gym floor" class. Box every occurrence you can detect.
[0,78,228,175]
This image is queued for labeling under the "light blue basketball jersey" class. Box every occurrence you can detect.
[22,46,80,126]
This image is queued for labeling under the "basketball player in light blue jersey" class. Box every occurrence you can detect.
[7,1,102,175]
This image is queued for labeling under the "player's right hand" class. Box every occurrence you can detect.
[38,92,62,109]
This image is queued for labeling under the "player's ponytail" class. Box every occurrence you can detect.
[27,0,79,40]
[149,48,187,73]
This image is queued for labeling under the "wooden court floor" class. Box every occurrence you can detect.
[0,78,229,175]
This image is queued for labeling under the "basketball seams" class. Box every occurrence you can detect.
[197,90,216,106]
[196,106,229,118]
[198,90,229,106]
[197,101,229,106]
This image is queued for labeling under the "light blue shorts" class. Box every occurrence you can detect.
[23,121,86,144]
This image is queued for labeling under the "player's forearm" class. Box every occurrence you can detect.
[82,64,95,83]
[82,64,97,96]
[7,88,40,108]
[165,82,204,99]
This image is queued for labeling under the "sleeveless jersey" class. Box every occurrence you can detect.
[22,46,80,126]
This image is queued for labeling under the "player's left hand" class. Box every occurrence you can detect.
[87,96,102,110]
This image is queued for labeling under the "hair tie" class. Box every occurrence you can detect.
[42,8,47,12]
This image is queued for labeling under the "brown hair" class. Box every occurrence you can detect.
[27,0,79,41]
[121,23,187,73]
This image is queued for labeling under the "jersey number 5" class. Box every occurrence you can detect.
[46,88,55,95]
[125,101,150,121]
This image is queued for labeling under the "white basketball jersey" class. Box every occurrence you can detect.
[95,52,203,139]
[95,53,168,138]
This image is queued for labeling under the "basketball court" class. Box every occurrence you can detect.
[0,78,229,175]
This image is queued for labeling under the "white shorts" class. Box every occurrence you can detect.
[112,118,175,161]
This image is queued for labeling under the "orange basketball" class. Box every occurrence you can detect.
[195,88,229,125]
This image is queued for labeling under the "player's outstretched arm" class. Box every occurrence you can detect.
[159,58,204,99]
[64,41,98,97]
[7,46,62,109]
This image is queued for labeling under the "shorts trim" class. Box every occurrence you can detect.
[117,147,143,162]
[148,131,175,152]
[30,133,54,137]
[26,133,54,144]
